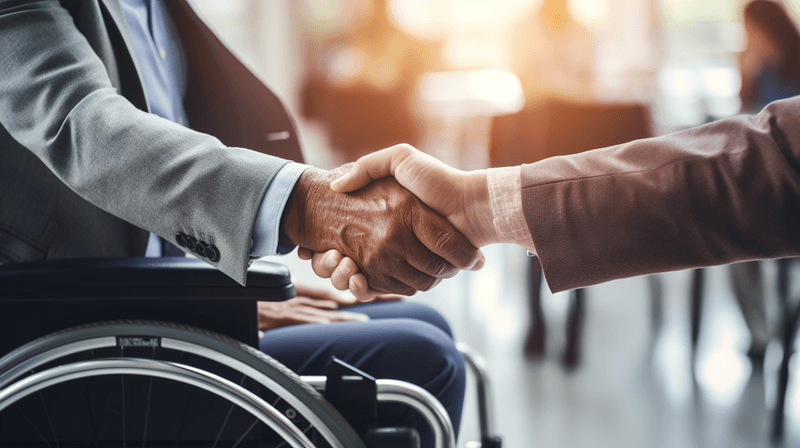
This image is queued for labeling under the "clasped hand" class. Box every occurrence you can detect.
[281,164,484,296]
[295,144,498,300]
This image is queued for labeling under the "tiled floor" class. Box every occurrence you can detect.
[275,245,800,448]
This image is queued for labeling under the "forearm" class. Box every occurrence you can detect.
[522,97,800,292]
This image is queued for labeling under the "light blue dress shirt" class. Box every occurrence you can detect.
[120,0,306,258]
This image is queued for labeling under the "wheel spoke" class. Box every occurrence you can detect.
[83,379,100,448]
[16,404,54,448]
[174,384,196,446]
[37,392,60,448]
[212,373,247,448]
[141,346,156,448]
[229,418,258,448]
[121,346,126,448]
[141,378,153,447]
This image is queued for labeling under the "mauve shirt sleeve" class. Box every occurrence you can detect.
[487,166,537,253]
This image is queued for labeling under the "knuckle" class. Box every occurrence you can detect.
[397,285,417,296]
[342,257,359,274]
[433,230,470,265]
[368,272,394,294]
[425,256,457,278]
[392,143,413,155]
[417,276,440,292]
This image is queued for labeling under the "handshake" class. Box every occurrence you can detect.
[280,144,510,301]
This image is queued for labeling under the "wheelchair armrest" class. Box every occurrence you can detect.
[0,257,295,301]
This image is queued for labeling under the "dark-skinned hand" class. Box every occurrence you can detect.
[258,283,363,330]
[281,168,484,296]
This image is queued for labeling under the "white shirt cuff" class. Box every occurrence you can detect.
[250,162,310,257]
[487,166,537,254]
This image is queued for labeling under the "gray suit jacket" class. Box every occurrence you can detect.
[0,0,304,284]
[521,96,800,292]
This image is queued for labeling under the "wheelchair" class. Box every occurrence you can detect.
[0,257,502,448]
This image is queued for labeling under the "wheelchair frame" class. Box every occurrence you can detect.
[0,257,500,448]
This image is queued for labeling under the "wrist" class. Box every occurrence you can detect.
[281,169,325,249]
[462,170,500,247]
[486,166,536,252]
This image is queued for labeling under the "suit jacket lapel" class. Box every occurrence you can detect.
[98,0,150,111]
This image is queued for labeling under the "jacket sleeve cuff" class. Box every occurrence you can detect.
[487,166,537,253]
[250,162,310,257]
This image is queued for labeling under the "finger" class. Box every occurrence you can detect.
[349,282,406,302]
[292,296,340,310]
[350,276,393,302]
[281,315,332,327]
[373,294,404,302]
[297,247,314,260]
[330,257,360,291]
[294,282,357,306]
[389,260,442,293]
[292,306,369,323]
[309,309,370,323]
[372,275,418,297]
[410,204,485,271]
[310,250,345,279]
[330,311,370,322]
[329,162,355,178]
[335,258,418,296]
[348,273,370,300]
[330,144,415,193]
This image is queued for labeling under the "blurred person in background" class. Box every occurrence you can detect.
[510,0,595,102]
[505,0,597,364]
[739,0,800,112]
[300,0,439,163]
[730,0,800,361]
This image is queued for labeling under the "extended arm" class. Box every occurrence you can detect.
[324,96,800,295]
[523,96,800,291]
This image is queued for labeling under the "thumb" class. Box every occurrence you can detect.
[330,145,413,193]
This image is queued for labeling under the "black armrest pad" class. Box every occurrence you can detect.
[0,257,295,301]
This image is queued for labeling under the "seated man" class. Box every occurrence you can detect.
[0,0,483,444]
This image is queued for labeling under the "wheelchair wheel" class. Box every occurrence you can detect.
[0,320,365,448]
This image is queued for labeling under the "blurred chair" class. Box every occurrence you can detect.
[304,82,420,161]
[490,99,651,368]
[298,0,438,163]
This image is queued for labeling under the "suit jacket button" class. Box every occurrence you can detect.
[185,236,197,251]
[195,241,208,257]
[175,232,188,247]
[207,245,220,262]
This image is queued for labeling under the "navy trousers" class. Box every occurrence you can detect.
[259,301,466,447]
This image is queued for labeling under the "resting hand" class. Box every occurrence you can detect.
[330,144,500,248]
[281,168,484,296]
[258,282,369,330]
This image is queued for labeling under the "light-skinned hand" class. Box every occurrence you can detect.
[330,144,499,247]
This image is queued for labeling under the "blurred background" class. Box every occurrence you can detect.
[191,0,800,446]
